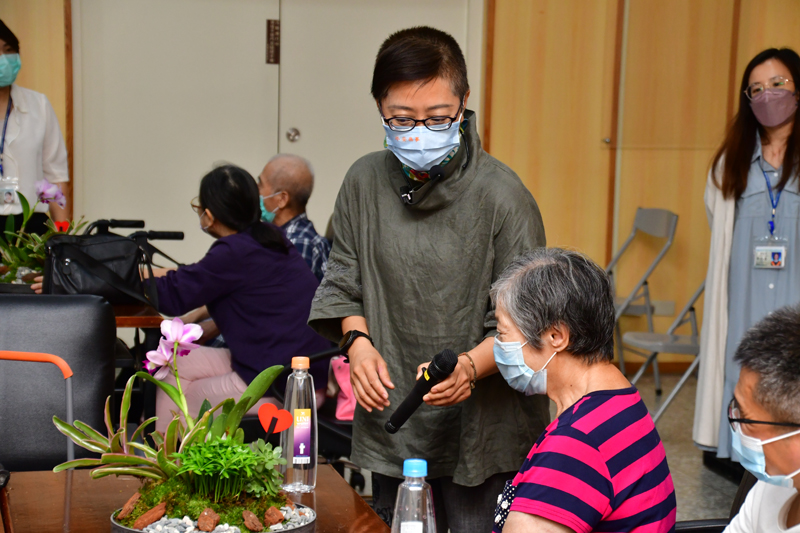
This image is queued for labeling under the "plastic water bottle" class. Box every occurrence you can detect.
[280,356,317,492]
[391,459,436,533]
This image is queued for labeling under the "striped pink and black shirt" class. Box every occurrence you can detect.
[493,387,676,533]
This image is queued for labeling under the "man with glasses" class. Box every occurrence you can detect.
[726,305,800,532]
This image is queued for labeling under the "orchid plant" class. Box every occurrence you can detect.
[52,318,283,486]
[0,179,86,283]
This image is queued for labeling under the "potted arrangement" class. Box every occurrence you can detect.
[52,318,316,532]
[0,180,85,288]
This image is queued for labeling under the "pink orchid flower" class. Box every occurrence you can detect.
[35,180,67,209]
[161,317,202,356]
[145,339,175,380]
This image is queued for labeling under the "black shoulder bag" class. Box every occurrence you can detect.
[42,233,158,307]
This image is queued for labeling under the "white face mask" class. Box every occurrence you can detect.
[493,336,557,396]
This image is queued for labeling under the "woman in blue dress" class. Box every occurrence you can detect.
[694,48,800,459]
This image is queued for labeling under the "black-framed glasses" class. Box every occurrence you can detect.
[727,396,800,432]
[744,76,795,100]
[380,101,464,132]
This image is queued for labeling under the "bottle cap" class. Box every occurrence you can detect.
[291,356,310,369]
[403,458,427,477]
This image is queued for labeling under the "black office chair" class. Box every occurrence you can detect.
[0,295,116,471]
[675,471,757,532]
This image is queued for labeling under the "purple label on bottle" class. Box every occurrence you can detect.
[292,408,311,465]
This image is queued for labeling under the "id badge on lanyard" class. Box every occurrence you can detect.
[0,96,18,207]
[754,167,787,269]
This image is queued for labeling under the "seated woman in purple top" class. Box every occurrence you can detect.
[152,164,331,432]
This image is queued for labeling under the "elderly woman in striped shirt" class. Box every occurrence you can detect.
[488,248,676,533]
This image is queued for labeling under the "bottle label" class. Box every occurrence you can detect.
[400,522,423,533]
[292,408,311,465]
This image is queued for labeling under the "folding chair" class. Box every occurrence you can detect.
[623,281,704,423]
[606,208,678,384]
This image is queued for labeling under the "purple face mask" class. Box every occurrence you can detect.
[750,88,798,127]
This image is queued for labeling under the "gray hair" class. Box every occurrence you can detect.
[734,305,800,424]
[490,248,616,364]
[265,153,315,209]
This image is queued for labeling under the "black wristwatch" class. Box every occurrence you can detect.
[339,330,374,358]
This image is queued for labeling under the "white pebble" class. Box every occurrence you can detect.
[269,524,284,531]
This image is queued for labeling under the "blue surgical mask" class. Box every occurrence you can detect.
[260,192,281,223]
[383,121,461,171]
[493,336,557,396]
[0,54,21,88]
[731,424,800,488]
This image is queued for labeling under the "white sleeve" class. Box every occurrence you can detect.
[724,482,761,533]
[40,95,69,184]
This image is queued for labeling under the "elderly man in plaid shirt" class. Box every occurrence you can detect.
[258,154,331,281]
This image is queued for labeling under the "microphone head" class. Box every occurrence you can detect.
[429,164,444,181]
[428,349,458,381]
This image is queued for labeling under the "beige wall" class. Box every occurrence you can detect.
[0,0,70,215]
[487,0,800,366]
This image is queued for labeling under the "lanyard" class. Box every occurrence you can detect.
[762,167,782,236]
[0,96,11,178]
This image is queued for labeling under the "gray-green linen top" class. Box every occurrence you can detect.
[308,111,550,486]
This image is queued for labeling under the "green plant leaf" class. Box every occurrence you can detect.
[18,193,30,222]
[130,416,158,443]
[72,420,110,448]
[52,416,106,454]
[52,458,104,472]
[104,397,114,437]
[240,365,283,412]
[179,410,211,453]
[197,399,212,421]
[4,212,14,238]
[221,398,235,417]
[90,466,164,481]
[118,375,137,452]
[110,430,124,453]
[225,395,252,437]
[164,417,179,457]
[232,428,244,444]
[133,371,183,410]
[151,431,164,450]
[209,413,227,440]
[156,446,180,477]
[100,453,161,471]
[128,442,158,459]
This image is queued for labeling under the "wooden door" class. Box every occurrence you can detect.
[486,0,620,265]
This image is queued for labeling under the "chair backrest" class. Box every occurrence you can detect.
[0,295,116,471]
[633,208,679,239]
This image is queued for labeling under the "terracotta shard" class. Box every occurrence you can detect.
[264,506,284,526]
[242,509,264,531]
[116,491,141,520]
[132,502,166,530]
[278,492,295,510]
[197,507,220,532]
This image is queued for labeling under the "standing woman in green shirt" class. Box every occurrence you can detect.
[308,27,549,532]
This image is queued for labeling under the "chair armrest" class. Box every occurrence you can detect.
[675,519,729,532]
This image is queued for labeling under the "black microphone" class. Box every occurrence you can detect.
[385,349,459,434]
[400,164,445,206]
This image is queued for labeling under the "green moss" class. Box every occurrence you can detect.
[116,477,288,532]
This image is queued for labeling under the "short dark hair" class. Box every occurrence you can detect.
[734,305,800,424]
[0,20,20,53]
[490,248,616,364]
[371,26,469,102]
[199,164,288,253]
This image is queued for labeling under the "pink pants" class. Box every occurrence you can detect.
[155,346,325,432]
